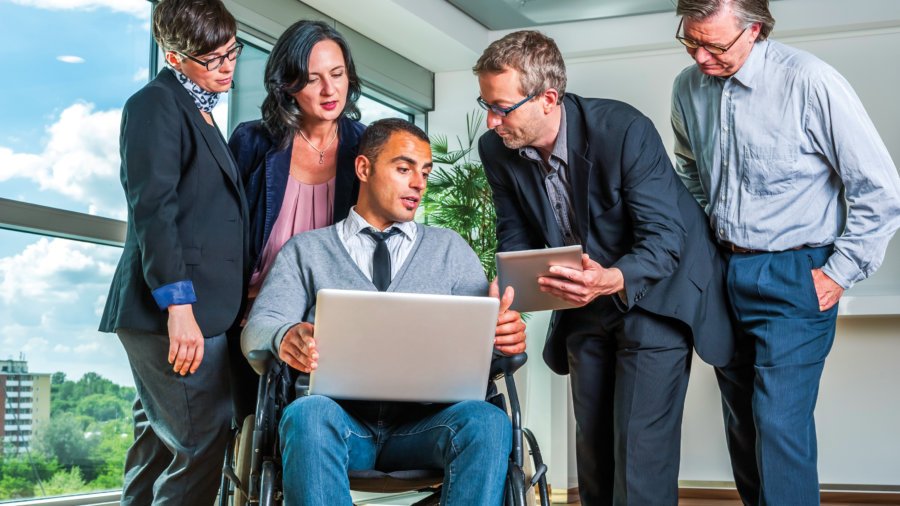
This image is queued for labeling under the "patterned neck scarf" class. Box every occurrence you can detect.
[170,67,220,113]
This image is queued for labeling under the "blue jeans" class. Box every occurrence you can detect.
[716,246,838,506]
[279,395,511,506]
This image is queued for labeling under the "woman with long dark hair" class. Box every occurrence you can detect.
[229,20,365,306]
[99,0,248,503]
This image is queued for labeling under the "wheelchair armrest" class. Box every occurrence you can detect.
[294,372,310,397]
[490,352,527,380]
[247,349,276,376]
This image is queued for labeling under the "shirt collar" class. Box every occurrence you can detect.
[343,206,417,240]
[698,39,768,90]
[518,105,568,168]
[730,39,768,89]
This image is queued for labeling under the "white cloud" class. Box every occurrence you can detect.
[132,66,149,82]
[0,236,131,385]
[56,55,85,64]
[0,102,126,218]
[9,0,148,19]
[21,337,50,354]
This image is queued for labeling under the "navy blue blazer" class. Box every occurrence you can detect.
[100,68,250,337]
[228,117,365,272]
[479,94,735,373]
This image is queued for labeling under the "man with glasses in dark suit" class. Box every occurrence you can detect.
[474,30,735,505]
[671,1,900,504]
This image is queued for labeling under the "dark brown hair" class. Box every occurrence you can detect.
[261,20,362,150]
[152,0,237,56]
[358,118,429,164]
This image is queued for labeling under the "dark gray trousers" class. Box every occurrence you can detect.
[562,305,692,506]
[117,329,233,506]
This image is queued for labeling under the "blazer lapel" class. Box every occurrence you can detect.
[334,118,360,220]
[160,69,238,186]
[564,96,592,243]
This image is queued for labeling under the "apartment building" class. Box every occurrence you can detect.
[0,357,51,454]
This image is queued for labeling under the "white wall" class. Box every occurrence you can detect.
[428,2,900,488]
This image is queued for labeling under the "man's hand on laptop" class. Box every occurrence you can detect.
[490,280,527,355]
[280,322,318,373]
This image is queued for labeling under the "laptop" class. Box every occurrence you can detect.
[496,245,584,312]
[309,289,500,403]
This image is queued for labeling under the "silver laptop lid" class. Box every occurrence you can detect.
[309,289,500,403]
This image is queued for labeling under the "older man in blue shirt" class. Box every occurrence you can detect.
[671,0,900,504]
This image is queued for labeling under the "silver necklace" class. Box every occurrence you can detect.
[297,125,338,164]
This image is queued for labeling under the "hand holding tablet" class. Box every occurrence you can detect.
[496,245,584,312]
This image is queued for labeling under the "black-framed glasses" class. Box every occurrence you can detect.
[179,42,244,71]
[675,18,747,55]
[476,93,535,117]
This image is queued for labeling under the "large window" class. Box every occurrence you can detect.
[0,0,148,501]
[0,0,150,221]
[0,2,429,501]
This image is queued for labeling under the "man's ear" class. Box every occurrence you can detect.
[541,88,560,113]
[749,22,762,43]
[355,154,372,183]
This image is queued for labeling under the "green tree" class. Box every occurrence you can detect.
[41,467,88,496]
[51,372,66,385]
[32,417,91,471]
[88,419,130,490]
[0,454,59,500]
[76,393,128,422]
[39,371,134,492]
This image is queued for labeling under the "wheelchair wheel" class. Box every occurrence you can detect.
[505,463,527,506]
[523,428,549,506]
[233,414,255,506]
[260,460,276,506]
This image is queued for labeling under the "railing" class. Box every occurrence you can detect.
[0,491,120,506]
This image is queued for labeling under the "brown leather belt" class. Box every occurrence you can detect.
[719,241,803,254]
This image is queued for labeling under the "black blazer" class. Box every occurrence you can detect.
[99,68,249,337]
[228,118,364,273]
[479,94,734,373]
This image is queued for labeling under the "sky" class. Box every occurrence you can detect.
[0,0,150,386]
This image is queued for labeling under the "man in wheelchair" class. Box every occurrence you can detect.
[241,118,528,505]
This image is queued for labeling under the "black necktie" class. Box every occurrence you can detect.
[361,227,402,291]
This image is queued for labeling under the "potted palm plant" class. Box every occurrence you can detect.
[422,110,499,280]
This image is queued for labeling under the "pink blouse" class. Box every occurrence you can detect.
[248,175,336,300]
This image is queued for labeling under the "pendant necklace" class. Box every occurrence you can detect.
[297,125,339,164]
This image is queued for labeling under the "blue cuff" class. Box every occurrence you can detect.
[152,280,197,310]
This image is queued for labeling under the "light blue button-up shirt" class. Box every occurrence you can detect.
[671,39,900,289]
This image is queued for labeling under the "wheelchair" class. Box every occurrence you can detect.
[220,349,550,505]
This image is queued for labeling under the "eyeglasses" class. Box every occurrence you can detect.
[476,94,535,117]
[179,42,244,71]
[675,18,747,55]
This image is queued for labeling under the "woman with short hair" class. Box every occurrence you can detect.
[99,0,247,503]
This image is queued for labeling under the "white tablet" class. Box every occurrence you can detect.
[496,245,584,312]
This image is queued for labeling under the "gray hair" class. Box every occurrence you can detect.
[473,30,567,101]
[676,0,775,40]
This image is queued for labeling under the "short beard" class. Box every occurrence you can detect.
[501,135,527,150]
[499,121,541,150]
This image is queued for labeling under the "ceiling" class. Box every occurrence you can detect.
[446,0,677,30]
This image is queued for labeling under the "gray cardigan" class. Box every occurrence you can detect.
[241,223,489,367]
